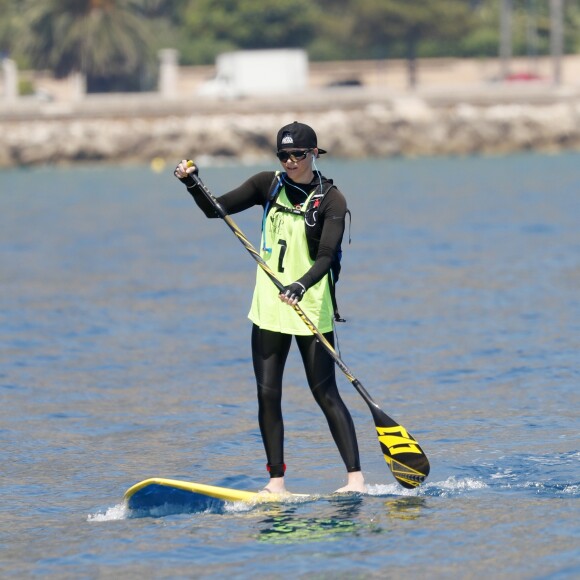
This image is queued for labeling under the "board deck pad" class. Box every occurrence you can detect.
[124,478,310,515]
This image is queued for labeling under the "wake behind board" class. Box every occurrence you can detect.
[124,478,310,515]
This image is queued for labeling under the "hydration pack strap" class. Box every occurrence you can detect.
[267,171,284,201]
[261,172,284,252]
[329,269,346,323]
[272,204,305,216]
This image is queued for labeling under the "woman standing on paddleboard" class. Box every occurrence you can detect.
[174,122,366,494]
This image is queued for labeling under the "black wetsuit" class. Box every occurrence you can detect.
[187,171,361,477]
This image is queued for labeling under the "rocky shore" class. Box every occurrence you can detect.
[2,85,580,167]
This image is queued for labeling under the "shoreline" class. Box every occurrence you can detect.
[2,84,580,167]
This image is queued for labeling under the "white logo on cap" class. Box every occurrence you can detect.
[281,133,294,145]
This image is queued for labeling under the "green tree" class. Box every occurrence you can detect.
[459,0,580,70]
[18,0,158,92]
[352,0,474,88]
[0,0,21,57]
[306,0,362,61]
[567,2,580,53]
[179,0,323,64]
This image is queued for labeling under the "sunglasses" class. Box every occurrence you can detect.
[276,149,311,162]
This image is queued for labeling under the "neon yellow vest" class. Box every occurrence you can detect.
[248,186,334,335]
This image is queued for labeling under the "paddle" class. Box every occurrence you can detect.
[186,167,430,489]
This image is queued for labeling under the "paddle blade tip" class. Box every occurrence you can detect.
[385,454,430,489]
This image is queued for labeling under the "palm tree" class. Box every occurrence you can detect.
[19,0,156,92]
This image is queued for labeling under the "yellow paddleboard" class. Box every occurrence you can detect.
[124,478,309,514]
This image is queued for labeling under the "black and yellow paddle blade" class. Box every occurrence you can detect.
[374,419,430,489]
[352,379,430,489]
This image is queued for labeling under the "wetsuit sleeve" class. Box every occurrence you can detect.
[186,171,274,217]
[296,187,347,290]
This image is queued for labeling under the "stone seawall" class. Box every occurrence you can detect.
[1,87,580,167]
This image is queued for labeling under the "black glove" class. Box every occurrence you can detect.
[281,282,306,302]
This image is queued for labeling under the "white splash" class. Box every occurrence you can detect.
[436,476,488,491]
[224,500,256,514]
[87,503,128,522]
[366,482,412,496]
[367,476,487,497]
[224,493,315,513]
[561,484,579,495]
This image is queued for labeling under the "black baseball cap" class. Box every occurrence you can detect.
[276,121,327,154]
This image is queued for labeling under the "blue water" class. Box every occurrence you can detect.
[1,154,579,578]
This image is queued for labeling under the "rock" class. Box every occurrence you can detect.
[1,93,580,167]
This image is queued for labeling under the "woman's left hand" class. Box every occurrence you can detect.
[279,282,306,305]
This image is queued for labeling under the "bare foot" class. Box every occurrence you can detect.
[334,471,367,494]
[259,476,288,495]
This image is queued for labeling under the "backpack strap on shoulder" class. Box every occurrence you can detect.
[267,171,284,201]
[261,171,284,253]
[310,183,348,323]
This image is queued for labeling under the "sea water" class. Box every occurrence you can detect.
[1,154,578,578]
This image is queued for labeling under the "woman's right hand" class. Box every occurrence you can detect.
[174,159,198,184]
